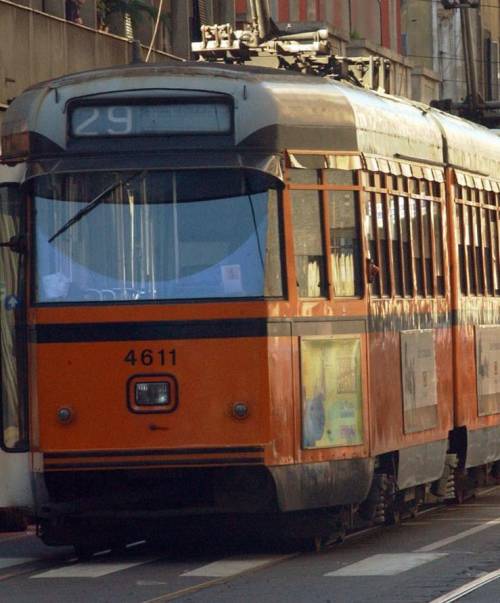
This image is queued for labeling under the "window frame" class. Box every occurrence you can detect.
[454,176,500,299]
[364,169,446,300]
[286,161,364,300]
[30,169,287,306]
[289,186,329,299]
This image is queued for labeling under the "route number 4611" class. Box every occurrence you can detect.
[124,349,176,367]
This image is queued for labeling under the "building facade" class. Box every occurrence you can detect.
[0,0,235,128]
[3,0,498,131]
[401,0,500,104]
[0,0,165,128]
[236,0,402,55]
[233,0,416,98]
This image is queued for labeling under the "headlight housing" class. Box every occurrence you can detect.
[127,374,178,414]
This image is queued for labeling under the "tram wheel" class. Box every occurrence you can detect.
[73,542,96,560]
[0,509,28,532]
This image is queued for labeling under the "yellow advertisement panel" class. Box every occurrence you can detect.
[301,337,363,449]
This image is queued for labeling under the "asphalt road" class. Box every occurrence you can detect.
[0,486,498,603]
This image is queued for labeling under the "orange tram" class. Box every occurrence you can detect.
[0,61,499,551]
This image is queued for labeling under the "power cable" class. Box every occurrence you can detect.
[412,0,500,8]
[146,0,164,62]
[144,1,186,63]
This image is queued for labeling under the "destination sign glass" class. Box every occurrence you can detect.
[70,102,232,137]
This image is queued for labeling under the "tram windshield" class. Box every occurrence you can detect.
[33,169,283,303]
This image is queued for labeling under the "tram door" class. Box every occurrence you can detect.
[0,172,28,452]
[289,160,370,455]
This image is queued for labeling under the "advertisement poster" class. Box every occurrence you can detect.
[401,330,438,433]
[476,326,500,416]
[301,337,363,449]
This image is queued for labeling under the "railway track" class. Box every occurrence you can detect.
[2,486,498,602]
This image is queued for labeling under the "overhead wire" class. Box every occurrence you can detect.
[144,1,186,63]
[146,0,164,62]
[411,0,500,8]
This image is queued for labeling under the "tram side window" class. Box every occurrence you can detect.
[432,203,445,296]
[456,205,468,295]
[366,172,446,299]
[410,197,425,295]
[376,195,391,296]
[491,209,500,295]
[328,190,362,297]
[482,207,494,295]
[464,205,476,294]
[366,195,380,297]
[365,193,390,297]
[457,185,500,298]
[421,200,433,295]
[389,196,403,296]
[0,184,28,451]
[473,207,485,295]
[291,190,327,298]
[399,196,413,296]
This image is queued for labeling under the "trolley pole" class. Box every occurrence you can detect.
[460,2,481,113]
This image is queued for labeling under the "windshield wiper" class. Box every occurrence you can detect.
[48,171,143,243]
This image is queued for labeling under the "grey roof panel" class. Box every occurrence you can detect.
[3,63,500,177]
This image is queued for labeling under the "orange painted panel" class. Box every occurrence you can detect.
[368,298,454,456]
[35,338,271,453]
[268,336,295,464]
[454,320,500,431]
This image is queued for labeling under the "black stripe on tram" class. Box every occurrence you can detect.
[44,457,265,470]
[31,311,476,346]
[32,318,282,343]
[44,446,266,459]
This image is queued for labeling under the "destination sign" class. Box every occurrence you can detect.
[70,102,232,137]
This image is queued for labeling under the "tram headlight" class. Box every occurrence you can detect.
[127,374,178,414]
[135,382,170,406]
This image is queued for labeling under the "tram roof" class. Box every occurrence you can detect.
[4,61,500,179]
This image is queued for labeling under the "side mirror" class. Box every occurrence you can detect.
[0,235,26,254]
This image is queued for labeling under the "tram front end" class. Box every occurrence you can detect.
[0,67,292,548]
